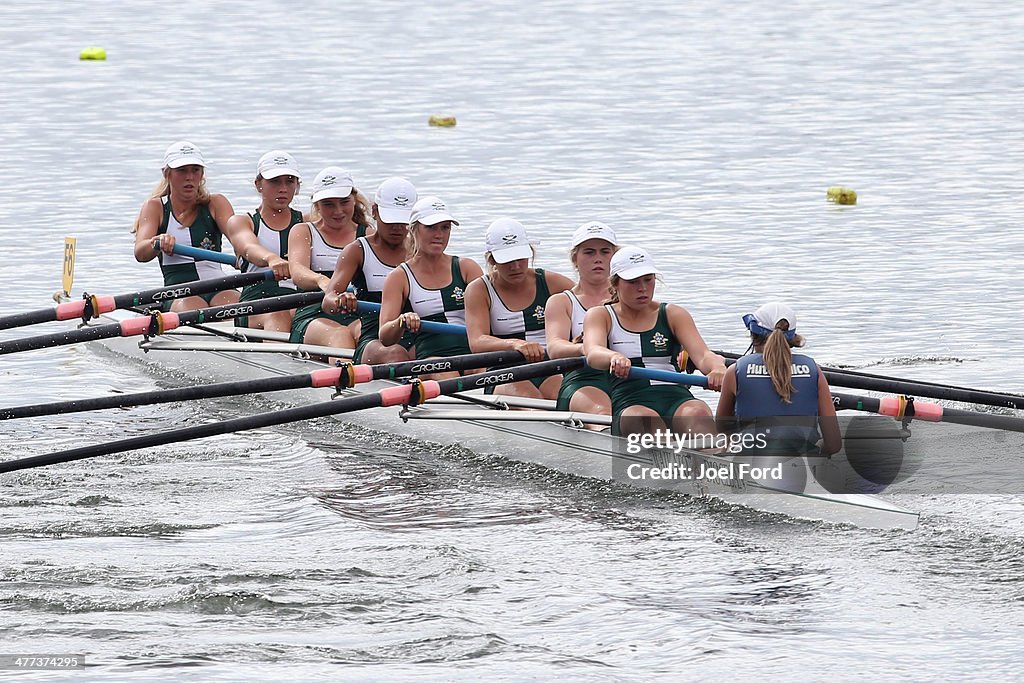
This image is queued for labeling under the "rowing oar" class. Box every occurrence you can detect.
[0,272,274,331]
[619,366,709,387]
[0,350,526,420]
[0,357,584,474]
[833,392,1024,434]
[0,290,324,356]
[715,350,1024,411]
[353,301,466,336]
[163,242,239,266]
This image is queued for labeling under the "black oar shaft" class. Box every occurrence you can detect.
[0,291,324,356]
[833,392,1024,433]
[0,350,525,420]
[0,272,272,332]
[0,357,581,473]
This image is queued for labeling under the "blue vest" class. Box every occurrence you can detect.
[734,352,822,453]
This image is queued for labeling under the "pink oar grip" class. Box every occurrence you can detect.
[118,313,180,336]
[379,381,441,407]
[309,365,374,389]
[878,396,944,422]
[54,301,86,320]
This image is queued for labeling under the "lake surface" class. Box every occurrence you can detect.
[1,1,1022,680]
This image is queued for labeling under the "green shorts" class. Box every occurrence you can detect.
[353,326,415,364]
[610,382,696,436]
[240,280,297,302]
[555,366,613,411]
[288,302,359,344]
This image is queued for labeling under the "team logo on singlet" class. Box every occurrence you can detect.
[451,286,465,303]
[200,236,215,251]
[531,305,545,323]
[651,331,669,349]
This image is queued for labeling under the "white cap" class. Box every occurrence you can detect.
[484,218,534,264]
[310,166,354,203]
[374,177,417,224]
[163,141,205,169]
[610,246,661,280]
[570,221,618,249]
[745,302,798,339]
[257,150,300,180]
[410,196,458,226]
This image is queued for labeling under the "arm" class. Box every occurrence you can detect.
[817,372,843,456]
[133,198,168,262]
[544,270,575,297]
[286,223,325,291]
[666,304,727,390]
[378,267,414,345]
[583,306,630,377]
[715,366,738,421]
[459,257,484,285]
[544,292,580,360]
[322,240,364,315]
[222,211,290,279]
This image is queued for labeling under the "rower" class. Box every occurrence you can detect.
[287,167,372,350]
[545,221,619,425]
[716,302,842,456]
[378,196,483,379]
[583,246,726,436]
[226,150,304,332]
[132,141,289,312]
[465,218,573,399]
[322,176,418,364]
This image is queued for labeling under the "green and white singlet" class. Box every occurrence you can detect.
[156,197,225,287]
[605,303,694,429]
[352,236,413,362]
[481,269,552,392]
[400,257,471,359]
[555,290,613,410]
[239,208,301,302]
[288,223,363,344]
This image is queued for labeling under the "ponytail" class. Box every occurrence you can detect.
[754,320,806,404]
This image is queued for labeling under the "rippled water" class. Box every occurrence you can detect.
[1,0,1023,679]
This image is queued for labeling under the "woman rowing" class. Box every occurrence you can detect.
[378,196,483,379]
[322,177,418,364]
[286,167,372,350]
[226,150,304,332]
[583,246,727,436]
[132,141,289,312]
[545,221,619,423]
[465,218,573,399]
[715,302,842,456]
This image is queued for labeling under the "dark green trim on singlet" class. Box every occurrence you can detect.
[157,199,223,286]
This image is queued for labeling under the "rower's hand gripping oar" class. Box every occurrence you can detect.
[0,290,326,356]
[0,271,274,332]
[0,357,584,474]
[163,242,239,266]
[0,349,529,421]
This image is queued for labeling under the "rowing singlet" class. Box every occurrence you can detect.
[399,257,470,358]
[605,303,682,381]
[481,269,550,346]
[156,198,225,286]
[734,352,822,453]
[555,290,613,411]
[240,208,301,289]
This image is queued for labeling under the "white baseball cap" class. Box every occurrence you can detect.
[310,166,354,203]
[410,196,458,226]
[610,246,661,280]
[374,177,417,224]
[257,150,301,180]
[163,141,205,169]
[570,221,618,249]
[744,302,798,340]
[484,218,534,264]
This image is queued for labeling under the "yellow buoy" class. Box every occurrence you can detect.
[428,114,457,128]
[827,187,857,205]
[79,47,107,61]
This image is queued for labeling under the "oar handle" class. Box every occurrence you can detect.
[354,301,467,336]
[624,366,709,388]
[162,242,238,266]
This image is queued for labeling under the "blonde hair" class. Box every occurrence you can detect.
[308,189,372,229]
[131,167,211,233]
[753,323,806,404]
